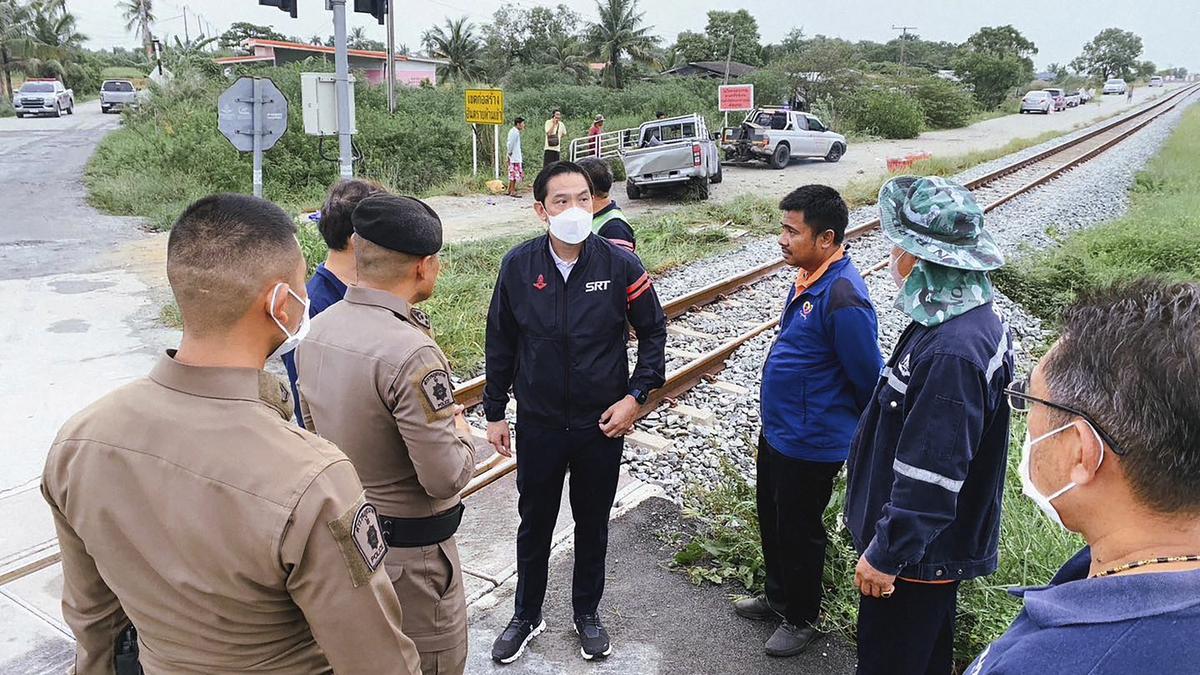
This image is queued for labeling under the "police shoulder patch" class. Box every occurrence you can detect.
[419,368,456,420]
[409,306,431,332]
[328,494,388,587]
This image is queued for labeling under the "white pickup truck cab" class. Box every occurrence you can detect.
[721,108,847,169]
[12,79,74,118]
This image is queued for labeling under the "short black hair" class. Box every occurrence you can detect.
[778,184,849,243]
[655,111,666,118]
[577,157,613,197]
[533,161,593,203]
[514,116,525,125]
[552,108,561,115]
[1042,278,1200,514]
[319,178,386,251]
[167,193,300,334]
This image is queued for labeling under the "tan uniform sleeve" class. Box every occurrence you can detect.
[281,459,421,675]
[41,476,129,675]
[386,345,476,500]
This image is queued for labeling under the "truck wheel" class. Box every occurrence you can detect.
[769,143,790,170]
[824,144,844,163]
[15,113,23,118]
[67,100,74,115]
[626,179,643,200]
[710,162,723,184]
[54,103,62,117]
[690,177,710,200]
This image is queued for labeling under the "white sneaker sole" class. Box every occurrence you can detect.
[495,619,546,664]
[574,624,613,660]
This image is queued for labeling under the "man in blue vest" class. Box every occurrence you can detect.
[734,185,883,656]
[577,157,636,253]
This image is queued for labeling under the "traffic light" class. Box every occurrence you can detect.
[259,0,297,19]
[353,0,386,25]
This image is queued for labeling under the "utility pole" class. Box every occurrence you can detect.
[330,0,354,178]
[723,33,734,127]
[386,0,396,113]
[892,24,917,68]
[183,6,189,43]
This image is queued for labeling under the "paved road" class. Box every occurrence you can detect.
[0,100,174,672]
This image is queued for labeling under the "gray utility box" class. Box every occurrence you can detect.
[301,72,357,137]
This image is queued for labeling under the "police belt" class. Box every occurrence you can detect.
[379,503,464,548]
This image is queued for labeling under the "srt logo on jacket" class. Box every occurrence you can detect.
[585,280,611,293]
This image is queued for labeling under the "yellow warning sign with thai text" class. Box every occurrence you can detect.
[465,89,505,125]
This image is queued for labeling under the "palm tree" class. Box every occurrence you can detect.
[423,17,481,83]
[0,0,36,102]
[347,25,369,50]
[308,34,323,46]
[119,0,154,58]
[589,0,657,88]
[544,34,590,84]
[26,0,84,57]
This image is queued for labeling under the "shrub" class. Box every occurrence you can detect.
[848,89,924,139]
[912,77,976,129]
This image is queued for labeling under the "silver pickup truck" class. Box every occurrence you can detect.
[12,79,74,117]
[100,80,139,113]
[721,107,847,169]
[619,114,722,200]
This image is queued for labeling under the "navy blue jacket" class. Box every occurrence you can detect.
[484,234,667,429]
[966,548,1200,674]
[282,263,347,427]
[760,256,883,462]
[844,302,1014,581]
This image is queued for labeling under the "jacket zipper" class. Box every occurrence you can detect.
[561,258,571,430]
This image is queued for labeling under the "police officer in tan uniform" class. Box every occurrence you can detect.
[297,194,476,675]
[41,193,422,675]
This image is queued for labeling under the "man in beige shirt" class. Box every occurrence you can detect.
[41,193,421,674]
[297,194,476,675]
[543,108,566,166]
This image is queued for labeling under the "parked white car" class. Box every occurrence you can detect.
[1103,78,1128,95]
[1020,90,1053,114]
[1149,76,1164,88]
[720,108,848,169]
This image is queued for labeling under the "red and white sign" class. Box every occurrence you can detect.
[718,84,754,112]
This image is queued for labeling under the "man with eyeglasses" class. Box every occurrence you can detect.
[965,279,1200,674]
[844,176,1015,675]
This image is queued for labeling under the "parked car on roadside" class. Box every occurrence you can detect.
[1020,90,1053,114]
[11,78,74,118]
[1044,88,1068,111]
[619,114,722,200]
[1103,78,1128,95]
[1149,76,1164,88]
[1079,89,1094,103]
[720,107,848,169]
[100,80,139,113]
[1065,91,1082,107]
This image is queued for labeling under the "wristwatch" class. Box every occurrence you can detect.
[629,388,648,405]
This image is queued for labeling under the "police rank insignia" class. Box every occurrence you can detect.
[409,306,431,331]
[329,494,388,587]
[421,369,455,416]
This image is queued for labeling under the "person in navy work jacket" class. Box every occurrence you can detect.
[965,279,1200,675]
[484,162,666,664]
[577,157,636,254]
[844,176,1014,675]
[281,178,384,426]
[733,185,882,657]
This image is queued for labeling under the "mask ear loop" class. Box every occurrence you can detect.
[1043,421,1105,501]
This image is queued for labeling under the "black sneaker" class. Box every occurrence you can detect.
[573,614,612,660]
[491,615,546,664]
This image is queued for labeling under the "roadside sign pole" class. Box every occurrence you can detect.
[252,77,264,197]
[471,124,478,176]
[330,0,354,178]
[493,125,500,180]
[386,0,396,113]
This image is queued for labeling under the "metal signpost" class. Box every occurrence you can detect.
[330,0,354,178]
[218,77,288,197]
[465,89,505,180]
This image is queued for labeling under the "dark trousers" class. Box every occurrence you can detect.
[756,433,843,627]
[543,149,561,166]
[513,422,622,620]
[856,579,960,675]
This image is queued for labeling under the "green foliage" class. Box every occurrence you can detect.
[954,25,1037,109]
[588,0,659,88]
[847,89,924,139]
[422,17,483,83]
[994,104,1200,322]
[218,21,284,50]
[1070,28,1144,81]
[671,10,763,67]
[911,76,976,129]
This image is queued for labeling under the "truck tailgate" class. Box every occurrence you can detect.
[621,144,696,179]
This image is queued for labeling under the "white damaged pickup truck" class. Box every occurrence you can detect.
[721,108,847,169]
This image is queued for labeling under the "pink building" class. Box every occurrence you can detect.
[215,38,445,87]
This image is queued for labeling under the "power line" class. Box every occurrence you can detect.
[891,24,917,67]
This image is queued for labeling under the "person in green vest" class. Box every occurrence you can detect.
[577,157,636,254]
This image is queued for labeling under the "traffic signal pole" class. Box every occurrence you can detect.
[330,0,355,178]
[386,0,396,113]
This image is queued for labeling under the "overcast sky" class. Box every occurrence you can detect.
[71,0,1196,71]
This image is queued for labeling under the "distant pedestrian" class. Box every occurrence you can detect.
[577,157,636,253]
[507,117,526,198]
[1127,84,1134,102]
[965,279,1200,675]
[844,176,1014,675]
[734,185,883,657]
[544,109,566,166]
[282,178,385,427]
[655,111,666,120]
[588,114,605,157]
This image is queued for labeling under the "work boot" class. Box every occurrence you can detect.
[573,614,612,660]
[764,621,821,657]
[733,595,783,621]
[491,614,546,664]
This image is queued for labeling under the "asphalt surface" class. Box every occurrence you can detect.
[0,103,136,280]
[466,497,857,675]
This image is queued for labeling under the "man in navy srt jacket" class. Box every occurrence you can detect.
[485,162,666,664]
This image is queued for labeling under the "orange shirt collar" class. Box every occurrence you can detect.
[795,246,845,294]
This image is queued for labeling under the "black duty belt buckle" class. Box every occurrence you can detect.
[379,503,465,548]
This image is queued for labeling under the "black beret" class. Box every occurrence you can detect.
[351,194,443,256]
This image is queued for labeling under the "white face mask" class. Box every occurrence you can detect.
[267,283,311,361]
[546,206,592,245]
[889,251,908,289]
[1018,421,1104,530]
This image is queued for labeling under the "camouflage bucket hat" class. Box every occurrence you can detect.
[878,175,1004,271]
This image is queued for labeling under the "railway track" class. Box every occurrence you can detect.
[3,84,1196,590]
